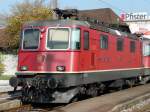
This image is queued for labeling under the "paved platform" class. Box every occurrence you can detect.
[0,80,21,92]
[0,86,14,92]
[0,80,9,86]
[0,80,19,92]
[50,84,150,112]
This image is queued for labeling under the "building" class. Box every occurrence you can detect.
[54,8,130,32]
[78,8,130,33]
[120,12,150,39]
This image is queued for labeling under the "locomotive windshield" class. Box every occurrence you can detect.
[23,29,40,50]
[47,28,69,49]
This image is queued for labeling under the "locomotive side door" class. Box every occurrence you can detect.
[79,29,94,71]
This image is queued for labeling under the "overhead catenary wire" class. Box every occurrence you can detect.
[97,0,127,14]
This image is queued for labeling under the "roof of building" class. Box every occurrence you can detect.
[78,8,124,25]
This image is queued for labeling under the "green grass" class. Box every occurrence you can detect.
[0,75,13,80]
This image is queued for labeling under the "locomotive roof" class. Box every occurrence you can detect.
[24,20,90,27]
[24,19,138,40]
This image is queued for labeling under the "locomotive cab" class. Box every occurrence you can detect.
[18,20,83,73]
[10,20,89,103]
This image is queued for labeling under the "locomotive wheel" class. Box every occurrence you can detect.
[109,79,125,90]
[126,79,135,88]
[98,83,105,94]
[21,86,36,103]
[86,85,98,97]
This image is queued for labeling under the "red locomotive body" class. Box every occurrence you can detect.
[10,19,150,103]
[18,20,143,74]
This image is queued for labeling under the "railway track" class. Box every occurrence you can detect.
[0,90,64,112]
[0,89,38,112]
[4,103,64,112]
[0,83,150,112]
[0,90,22,112]
[49,83,150,112]
[0,90,21,100]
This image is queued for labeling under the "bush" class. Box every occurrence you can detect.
[0,63,5,75]
[0,53,5,75]
[3,0,53,50]
[0,75,12,80]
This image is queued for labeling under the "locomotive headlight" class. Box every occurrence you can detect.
[56,66,65,71]
[20,66,28,71]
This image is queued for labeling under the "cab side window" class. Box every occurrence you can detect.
[130,41,136,53]
[117,38,124,51]
[84,31,89,50]
[143,44,150,56]
[100,35,108,49]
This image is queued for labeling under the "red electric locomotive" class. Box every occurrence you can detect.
[9,9,150,103]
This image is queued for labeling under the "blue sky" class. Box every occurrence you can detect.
[0,0,150,15]
[59,0,150,15]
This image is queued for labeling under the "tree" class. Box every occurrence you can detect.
[4,0,53,50]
